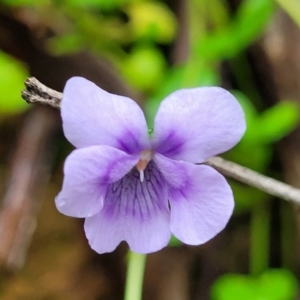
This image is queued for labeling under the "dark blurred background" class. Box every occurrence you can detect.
[0,0,300,299]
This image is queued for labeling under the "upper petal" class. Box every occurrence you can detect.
[152,87,246,163]
[55,145,138,218]
[154,154,234,245]
[84,161,171,254]
[61,77,150,153]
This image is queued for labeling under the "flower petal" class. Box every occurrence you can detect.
[84,161,171,254]
[61,77,150,153]
[154,154,234,245]
[55,145,138,218]
[152,87,246,163]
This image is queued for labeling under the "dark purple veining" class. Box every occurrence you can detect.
[102,161,168,222]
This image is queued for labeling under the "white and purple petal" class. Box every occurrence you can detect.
[55,145,138,218]
[155,154,234,245]
[61,77,150,154]
[84,161,171,254]
[152,87,246,163]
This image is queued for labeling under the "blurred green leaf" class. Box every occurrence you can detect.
[121,45,167,92]
[2,0,49,6]
[231,92,299,146]
[211,269,298,300]
[127,1,177,43]
[0,51,28,115]
[212,274,255,300]
[260,269,299,299]
[47,33,84,55]
[63,0,129,10]
[234,0,274,41]
[245,101,300,144]
[197,0,274,59]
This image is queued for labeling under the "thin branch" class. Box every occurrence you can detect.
[22,77,300,205]
[22,77,62,109]
[206,157,300,204]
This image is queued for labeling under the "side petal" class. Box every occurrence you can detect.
[61,77,150,153]
[55,145,138,218]
[152,87,246,163]
[84,161,171,254]
[154,154,234,245]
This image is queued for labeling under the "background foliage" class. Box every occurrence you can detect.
[0,0,300,299]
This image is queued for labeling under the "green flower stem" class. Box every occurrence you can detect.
[124,251,147,300]
[250,200,270,276]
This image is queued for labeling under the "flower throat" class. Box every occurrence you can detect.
[136,149,153,182]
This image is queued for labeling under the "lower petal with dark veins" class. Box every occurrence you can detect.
[84,161,171,254]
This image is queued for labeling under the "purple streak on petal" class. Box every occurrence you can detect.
[61,77,150,153]
[152,87,246,163]
[84,161,171,254]
[155,154,234,245]
[154,153,189,190]
[55,145,138,218]
[153,130,186,158]
[116,130,144,154]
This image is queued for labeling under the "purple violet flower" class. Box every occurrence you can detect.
[55,77,246,254]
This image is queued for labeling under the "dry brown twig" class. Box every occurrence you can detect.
[21,77,300,205]
[22,77,62,109]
